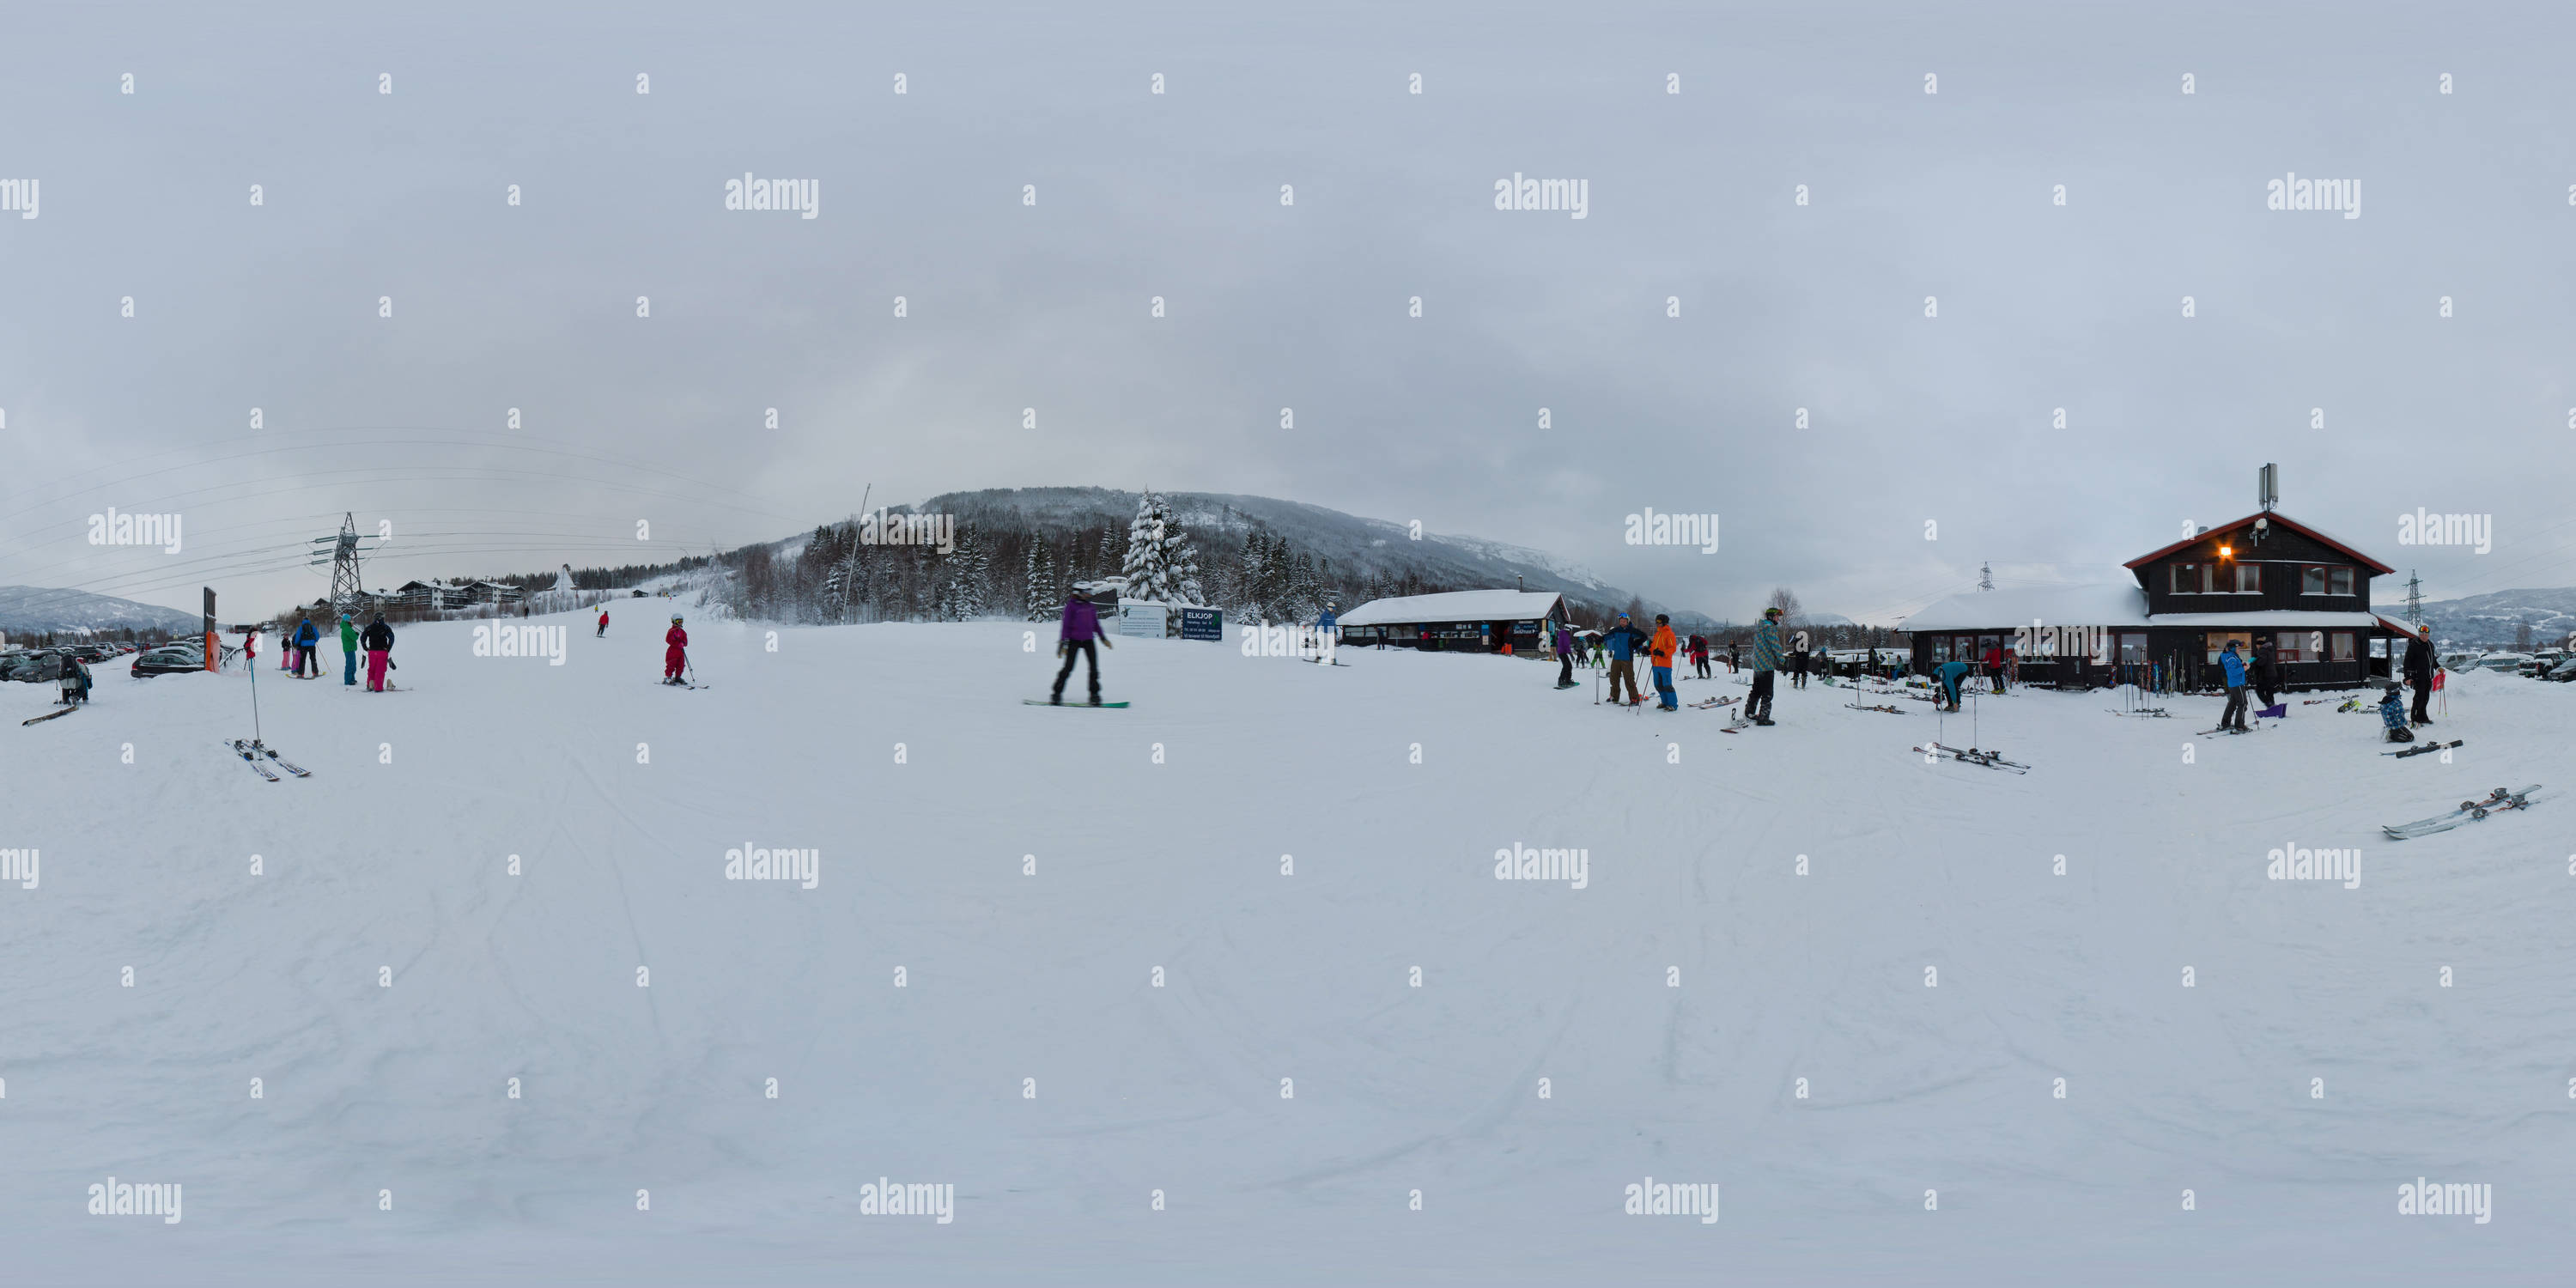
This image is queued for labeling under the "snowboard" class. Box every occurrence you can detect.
[1025,699,1129,708]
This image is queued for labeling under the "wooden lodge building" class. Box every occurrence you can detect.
[1899,509,2426,691]
[1336,589,1573,653]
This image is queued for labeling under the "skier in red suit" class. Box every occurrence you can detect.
[663,615,689,684]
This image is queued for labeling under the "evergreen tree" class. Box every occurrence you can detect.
[1024,543,1060,621]
[1235,532,1268,618]
[1118,491,1206,605]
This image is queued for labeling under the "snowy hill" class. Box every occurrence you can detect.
[0,585,200,637]
[9,614,2576,1284]
[2416,587,2576,649]
[911,487,1655,618]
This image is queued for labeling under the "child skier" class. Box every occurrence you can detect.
[2379,686,2413,743]
[664,615,690,684]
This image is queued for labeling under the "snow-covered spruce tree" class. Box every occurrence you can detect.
[1119,491,1205,605]
[1024,543,1060,621]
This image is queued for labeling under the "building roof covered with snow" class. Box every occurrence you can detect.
[1899,584,2148,633]
[1337,590,1571,629]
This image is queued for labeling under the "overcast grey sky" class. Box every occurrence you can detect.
[3,1,2572,622]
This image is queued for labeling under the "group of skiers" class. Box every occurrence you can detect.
[253,612,400,691]
[1576,605,1791,723]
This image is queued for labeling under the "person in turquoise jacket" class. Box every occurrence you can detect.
[1747,607,1784,723]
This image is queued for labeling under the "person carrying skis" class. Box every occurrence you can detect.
[2402,630,2434,726]
[1603,613,1647,705]
[1748,607,1783,723]
[2378,684,2413,742]
[1049,585,1112,704]
[1649,614,1680,710]
[597,607,610,638]
[1552,623,1576,688]
[294,616,320,678]
[2217,638,2251,731]
[663,615,690,684]
[361,612,395,692]
[337,612,359,685]
[58,649,92,707]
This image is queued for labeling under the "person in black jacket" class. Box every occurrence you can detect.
[2251,635,2280,709]
[361,612,396,691]
[2402,631,2434,725]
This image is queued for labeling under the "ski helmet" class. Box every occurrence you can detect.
[671,614,683,623]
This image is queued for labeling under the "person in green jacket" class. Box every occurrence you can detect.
[337,613,360,685]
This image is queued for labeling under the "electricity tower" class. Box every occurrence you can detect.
[308,513,380,613]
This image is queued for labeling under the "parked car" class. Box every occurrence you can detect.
[2543,657,2576,683]
[131,646,205,677]
[7,651,66,683]
[2475,653,2532,674]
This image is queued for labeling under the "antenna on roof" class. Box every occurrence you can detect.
[1978,562,1993,592]
[2258,462,2278,512]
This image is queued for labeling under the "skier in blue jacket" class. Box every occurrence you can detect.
[293,617,321,678]
[1603,614,1649,704]
[2217,639,2251,731]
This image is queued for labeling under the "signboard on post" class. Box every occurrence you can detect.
[1119,605,1170,639]
[1179,608,1222,641]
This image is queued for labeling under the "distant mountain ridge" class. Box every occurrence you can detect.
[2415,587,2576,649]
[0,586,200,637]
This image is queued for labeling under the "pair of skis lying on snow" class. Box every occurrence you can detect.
[1910,742,2030,773]
[225,738,310,781]
[2382,786,2542,839]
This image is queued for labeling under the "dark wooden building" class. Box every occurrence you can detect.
[1901,510,2418,691]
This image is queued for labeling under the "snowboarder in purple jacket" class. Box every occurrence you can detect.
[1051,586,1114,704]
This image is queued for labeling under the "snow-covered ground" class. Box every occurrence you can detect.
[7,614,2575,1285]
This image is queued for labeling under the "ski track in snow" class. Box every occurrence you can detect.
[5,622,2576,1285]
